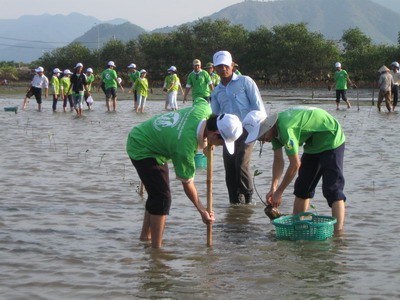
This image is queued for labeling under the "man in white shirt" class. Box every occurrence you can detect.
[22,66,49,111]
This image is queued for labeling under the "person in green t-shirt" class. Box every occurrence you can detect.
[50,68,62,112]
[163,66,184,110]
[101,61,119,112]
[243,107,346,233]
[127,63,140,110]
[205,62,221,87]
[233,62,242,76]
[84,67,95,110]
[60,69,73,112]
[333,62,355,110]
[133,69,148,113]
[126,97,243,248]
[183,59,213,103]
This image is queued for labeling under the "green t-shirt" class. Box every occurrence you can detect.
[50,75,60,94]
[164,74,181,92]
[210,72,221,87]
[334,70,349,90]
[59,76,72,95]
[271,107,345,155]
[86,73,95,92]
[129,71,140,83]
[101,68,117,89]
[186,69,212,99]
[126,98,212,180]
[134,77,148,97]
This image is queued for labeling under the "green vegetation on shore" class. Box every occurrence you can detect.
[1,20,399,88]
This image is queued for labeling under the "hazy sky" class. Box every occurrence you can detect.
[3,0,247,30]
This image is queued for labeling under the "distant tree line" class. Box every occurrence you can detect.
[2,20,400,87]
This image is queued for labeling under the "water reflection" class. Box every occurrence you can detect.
[1,95,400,298]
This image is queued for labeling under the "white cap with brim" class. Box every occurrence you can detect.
[63,69,73,75]
[75,62,83,69]
[335,62,341,68]
[53,68,61,74]
[243,111,278,144]
[213,50,233,67]
[108,61,116,67]
[35,67,44,73]
[217,114,243,154]
[127,63,136,69]
[168,66,177,72]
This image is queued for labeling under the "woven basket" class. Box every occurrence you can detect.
[272,212,337,241]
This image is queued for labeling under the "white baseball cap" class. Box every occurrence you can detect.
[63,69,73,75]
[140,69,147,74]
[335,62,341,68]
[217,114,243,154]
[243,110,278,144]
[53,68,61,74]
[35,66,44,73]
[108,61,116,67]
[86,68,93,73]
[213,50,233,67]
[168,66,177,72]
[127,63,136,69]
[75,62,83,68]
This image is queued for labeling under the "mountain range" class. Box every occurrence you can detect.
[1,0,399,63]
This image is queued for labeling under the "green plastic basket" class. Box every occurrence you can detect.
[272,212,337,241]
[194,153,207,169]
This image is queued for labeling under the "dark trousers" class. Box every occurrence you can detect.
[222,133,254,204]
[392,85,398,107]
[52,94,58,111]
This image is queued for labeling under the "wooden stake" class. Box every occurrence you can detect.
[206,144,214,247]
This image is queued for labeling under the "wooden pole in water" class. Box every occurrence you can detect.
[206,144,214,247]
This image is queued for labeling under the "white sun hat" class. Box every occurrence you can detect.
[217,113,243,154]
[243,110,278,144]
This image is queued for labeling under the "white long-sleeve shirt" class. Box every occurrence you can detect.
[31,74,49,89]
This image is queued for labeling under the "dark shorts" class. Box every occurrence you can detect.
[26,87,42,104]
[105,87,117,99]
[130,158,171,215]
[293,143,346,207]
[336,90,347,102]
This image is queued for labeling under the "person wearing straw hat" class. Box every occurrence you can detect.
[333,62,355,110]
[243,107,346,233]
[211,50,266,204]
[22,66,49,111]
[163,65,184,111]
[126,97,243,248]
[377,65,395,112]
[50,68,62,112]
[183,58,214,103]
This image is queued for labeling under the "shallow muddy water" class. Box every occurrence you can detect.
[1,90,400,299]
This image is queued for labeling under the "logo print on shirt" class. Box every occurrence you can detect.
[154,112,180,131]
[285,139,294,151]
